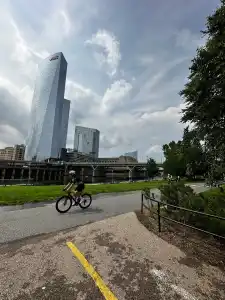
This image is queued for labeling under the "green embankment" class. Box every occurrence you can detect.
[0,181,165,206]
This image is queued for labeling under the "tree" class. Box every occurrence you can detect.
[162,141,186,177]
[180,1,225,181]
[162,127,206,178]
[182,127,207,177]
[180,0,225,151]
[146,158,159,178]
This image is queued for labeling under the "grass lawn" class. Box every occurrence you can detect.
[0,181,166,206]
[200,185,225,196]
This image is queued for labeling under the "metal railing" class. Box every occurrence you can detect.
[141,191,225,240]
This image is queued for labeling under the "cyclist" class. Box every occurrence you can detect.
[63,170,85,204]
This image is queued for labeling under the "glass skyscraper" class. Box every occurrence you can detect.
[25,52,67,161]
[61,99,70,150]
[74,126,100,159]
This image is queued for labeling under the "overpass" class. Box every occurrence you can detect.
[0,158,163,185]
[0,160,163,168]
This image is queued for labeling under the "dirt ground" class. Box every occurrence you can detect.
[136,210,225,271]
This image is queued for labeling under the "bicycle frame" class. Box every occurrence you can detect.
[67,192,85,206]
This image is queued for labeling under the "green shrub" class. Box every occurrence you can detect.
[158,182,225,237]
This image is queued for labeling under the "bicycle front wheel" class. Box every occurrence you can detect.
[79,193,92,209]
[56,195,72,213]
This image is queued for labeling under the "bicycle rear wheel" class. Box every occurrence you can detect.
[79,193,92,209]
[56,195,72,213]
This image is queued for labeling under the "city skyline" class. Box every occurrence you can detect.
[25,52,68,161]
[0,1,216,161]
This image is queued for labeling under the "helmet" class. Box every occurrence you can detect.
[69,170,76,175]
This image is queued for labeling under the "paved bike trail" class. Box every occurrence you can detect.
[0,212,224,300]
[0,183,208,244]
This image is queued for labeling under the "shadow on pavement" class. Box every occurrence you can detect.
[68,207,104,215]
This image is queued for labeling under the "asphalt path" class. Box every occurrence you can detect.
[0,183,208,244]
[1,212,223,300]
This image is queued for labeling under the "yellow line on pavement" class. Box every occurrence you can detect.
[66,242,118,300]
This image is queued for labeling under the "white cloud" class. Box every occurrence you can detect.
[175,28,205,51]
[138,55,154,66]
[0,0,213,161]
[60,10,73,37]
[41,9,74,46]
[101,79,132,113]
[85,29,121,77]
[146,145,163,156]
[100,134,131,149]
[0,125,24,149]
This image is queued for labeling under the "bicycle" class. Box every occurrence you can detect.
[55,190,92,213]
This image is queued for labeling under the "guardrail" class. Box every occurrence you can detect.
[141,191,225,240]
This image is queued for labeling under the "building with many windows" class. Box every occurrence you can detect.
[74,126,100,159]
[61,99,70,150]
[0,144,25,161]
[25,52,67,161]
[124,150,138,161]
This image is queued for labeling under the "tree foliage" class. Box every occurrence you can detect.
[180,0,225,150]
[162,140,186,177]
[162,127,206,178]
[146,158,159,178]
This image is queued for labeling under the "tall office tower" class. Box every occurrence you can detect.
[124,150,138,161]
[61,99,70,149]
[74,126,100,159]
[25,52,67,161]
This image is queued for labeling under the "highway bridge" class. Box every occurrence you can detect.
[0,157,163,185]
[0,160,163,168]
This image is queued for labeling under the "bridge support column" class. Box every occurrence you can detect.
[42,170,46,182]
[91,166,98,183]
[127,166,134,182]
[11,168,15,180]
[36,169,39,182]
[1,169,5,182]
[111,168,114,184]
[48,170,52,181]
[142,167,147,180]
[64,165,68,184]
[81,168,84,181]
[20,168,24,180]
[59,170,63,183]
[28,168,31,185]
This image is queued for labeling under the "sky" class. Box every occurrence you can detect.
[0,0,220,162]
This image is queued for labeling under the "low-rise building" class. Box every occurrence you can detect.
[0,144,25,161]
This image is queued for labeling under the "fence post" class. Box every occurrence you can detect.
[141,192,144,214]
[151,193,155,208]
[157,202,161,232]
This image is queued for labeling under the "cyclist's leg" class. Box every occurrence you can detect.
[75,184,84,202]
[70,188,76,205]
[65,183,76,198]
